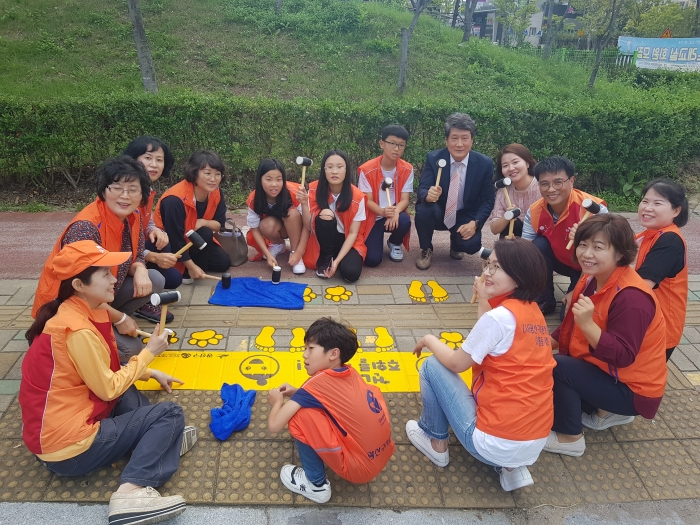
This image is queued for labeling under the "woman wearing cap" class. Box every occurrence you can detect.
[20,240,196,525]
[32,156,168,359]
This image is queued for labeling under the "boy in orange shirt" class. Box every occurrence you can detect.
[268,318,394,503]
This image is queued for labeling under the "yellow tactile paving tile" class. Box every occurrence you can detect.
[0,439,52,501]
[137,351,472,393]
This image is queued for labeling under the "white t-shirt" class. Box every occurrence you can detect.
[461,306,547,468]
[316,193,366,235]
[247,202,303,229]
[358,167,414,219]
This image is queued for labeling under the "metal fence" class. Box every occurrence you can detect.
[512,47,638,75]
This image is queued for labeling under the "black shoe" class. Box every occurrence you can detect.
[538,300,556,315]
[134,303,175,324]
[316,256,332,278]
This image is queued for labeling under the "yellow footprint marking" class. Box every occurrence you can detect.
[427,280,449,302]
[439,331,465,349]
[351,328,363,353]
[254,326,276,352]
[374,327,395,352]
[303,287,317,302]
[408,280,426,302]
[142,330,179,345]
[325,285,353,302]
[188,329,224,348]
[290,327,306,352]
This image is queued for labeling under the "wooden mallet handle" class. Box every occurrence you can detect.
[565,199,600,250]
[503,187,513,209]
[173,242,193,257]
[470,276,484,304]
[435,159,447,187]
[203,274,221,281]
[504,207,521,238]
[495,178,513,208]
[136,329,151,338]
[159,306,168,335]
[297,156,313,188]
[470,247,492,303]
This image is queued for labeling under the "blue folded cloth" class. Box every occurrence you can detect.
[208,277,307,309]
[209,383,257,440]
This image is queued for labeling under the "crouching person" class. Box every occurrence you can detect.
[267,317,394,503]
[19,241,197,524]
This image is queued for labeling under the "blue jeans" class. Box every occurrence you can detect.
[417,356,497,467]
[295,439,327,485]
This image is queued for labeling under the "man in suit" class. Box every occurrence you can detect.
[414,113,495,270]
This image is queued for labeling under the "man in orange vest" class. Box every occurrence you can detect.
[521,157,607,317]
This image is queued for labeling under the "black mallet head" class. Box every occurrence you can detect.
[151,290,181,306]
[477,247,492,260]
[296,156,313,167]
[495,177,512,189]
[504,208,521,221]
[380,176,393,191]
[185,230,207,250]
[222,273,231,290]
[582,198,602,214]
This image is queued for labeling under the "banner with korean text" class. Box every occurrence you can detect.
[618,36,700,71]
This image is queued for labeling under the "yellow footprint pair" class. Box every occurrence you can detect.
[254,325,396,352]
[303,285,354,303]
[408,280,449,302]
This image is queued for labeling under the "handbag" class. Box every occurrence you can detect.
[216,218,249,267]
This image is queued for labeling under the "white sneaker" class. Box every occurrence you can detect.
[108,487,186,525]
[543,431,586,457]
[387,240,404,262]
[498,465,534,492]
[405,420,449,467]
[180,426,198,456]
[280,464,331,503]
[292,260,306,274]
[581,411,635,430]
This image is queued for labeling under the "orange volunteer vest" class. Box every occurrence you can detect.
[20,296,120,456]
[302,181,369,270]
[635,224,687,348]
[153,180,222,273]
[32,199,141,318]
[528,189,606,270]
[471,294,556,441]
[245,181,302,259]
[288,365,394,484]
[558,266,667,399]
[357,156,412,250]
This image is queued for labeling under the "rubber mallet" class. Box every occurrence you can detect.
[470,247,493,304]
[435,159,447,187]
[380,176,393,206]
[504,207,521,238]
[173,229,207,257]
[136,328,173,339]
[150,291,181,335]
[565,199,602,250]
[494,177,514,208]
[202,272,232,289]
[296,156,313,188]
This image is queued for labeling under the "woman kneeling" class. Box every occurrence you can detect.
[544,214,667,457]
[408,238,555,492]
[20,241,197,524]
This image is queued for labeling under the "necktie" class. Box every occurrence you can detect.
[444,162,461,229]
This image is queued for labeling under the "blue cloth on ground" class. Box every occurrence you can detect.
[209,383,257,440]
[208,277,307,310]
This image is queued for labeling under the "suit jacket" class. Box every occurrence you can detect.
[417,148,495,226]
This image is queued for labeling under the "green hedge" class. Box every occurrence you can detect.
[2,93,700,192]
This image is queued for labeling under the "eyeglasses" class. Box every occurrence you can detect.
[200,171,222,180]
[482,260,501,275]
[383,140,406,150]
[107,185,142,197]
[538,178,571,191]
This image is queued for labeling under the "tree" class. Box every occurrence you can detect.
[461,0,481,42]
[126,0,158,93]
[494,0,538,47]
[452,0,461,27]
[624,2,696,38]
[398,0,433,94]
[588,0,626,90]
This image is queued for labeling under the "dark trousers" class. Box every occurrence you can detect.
[145,239,184,289]
[315,216,363,283]
[552,354,637,435]
[532,235,581,306]
[498,218,524,239]
[43,386,185,487]
[414,202,482,254]
[189,227,232,274]
[364,212,412,267]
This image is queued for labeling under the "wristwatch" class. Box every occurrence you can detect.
[473,219,482,231]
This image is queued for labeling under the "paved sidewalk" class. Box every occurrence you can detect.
[0,211,699,512]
